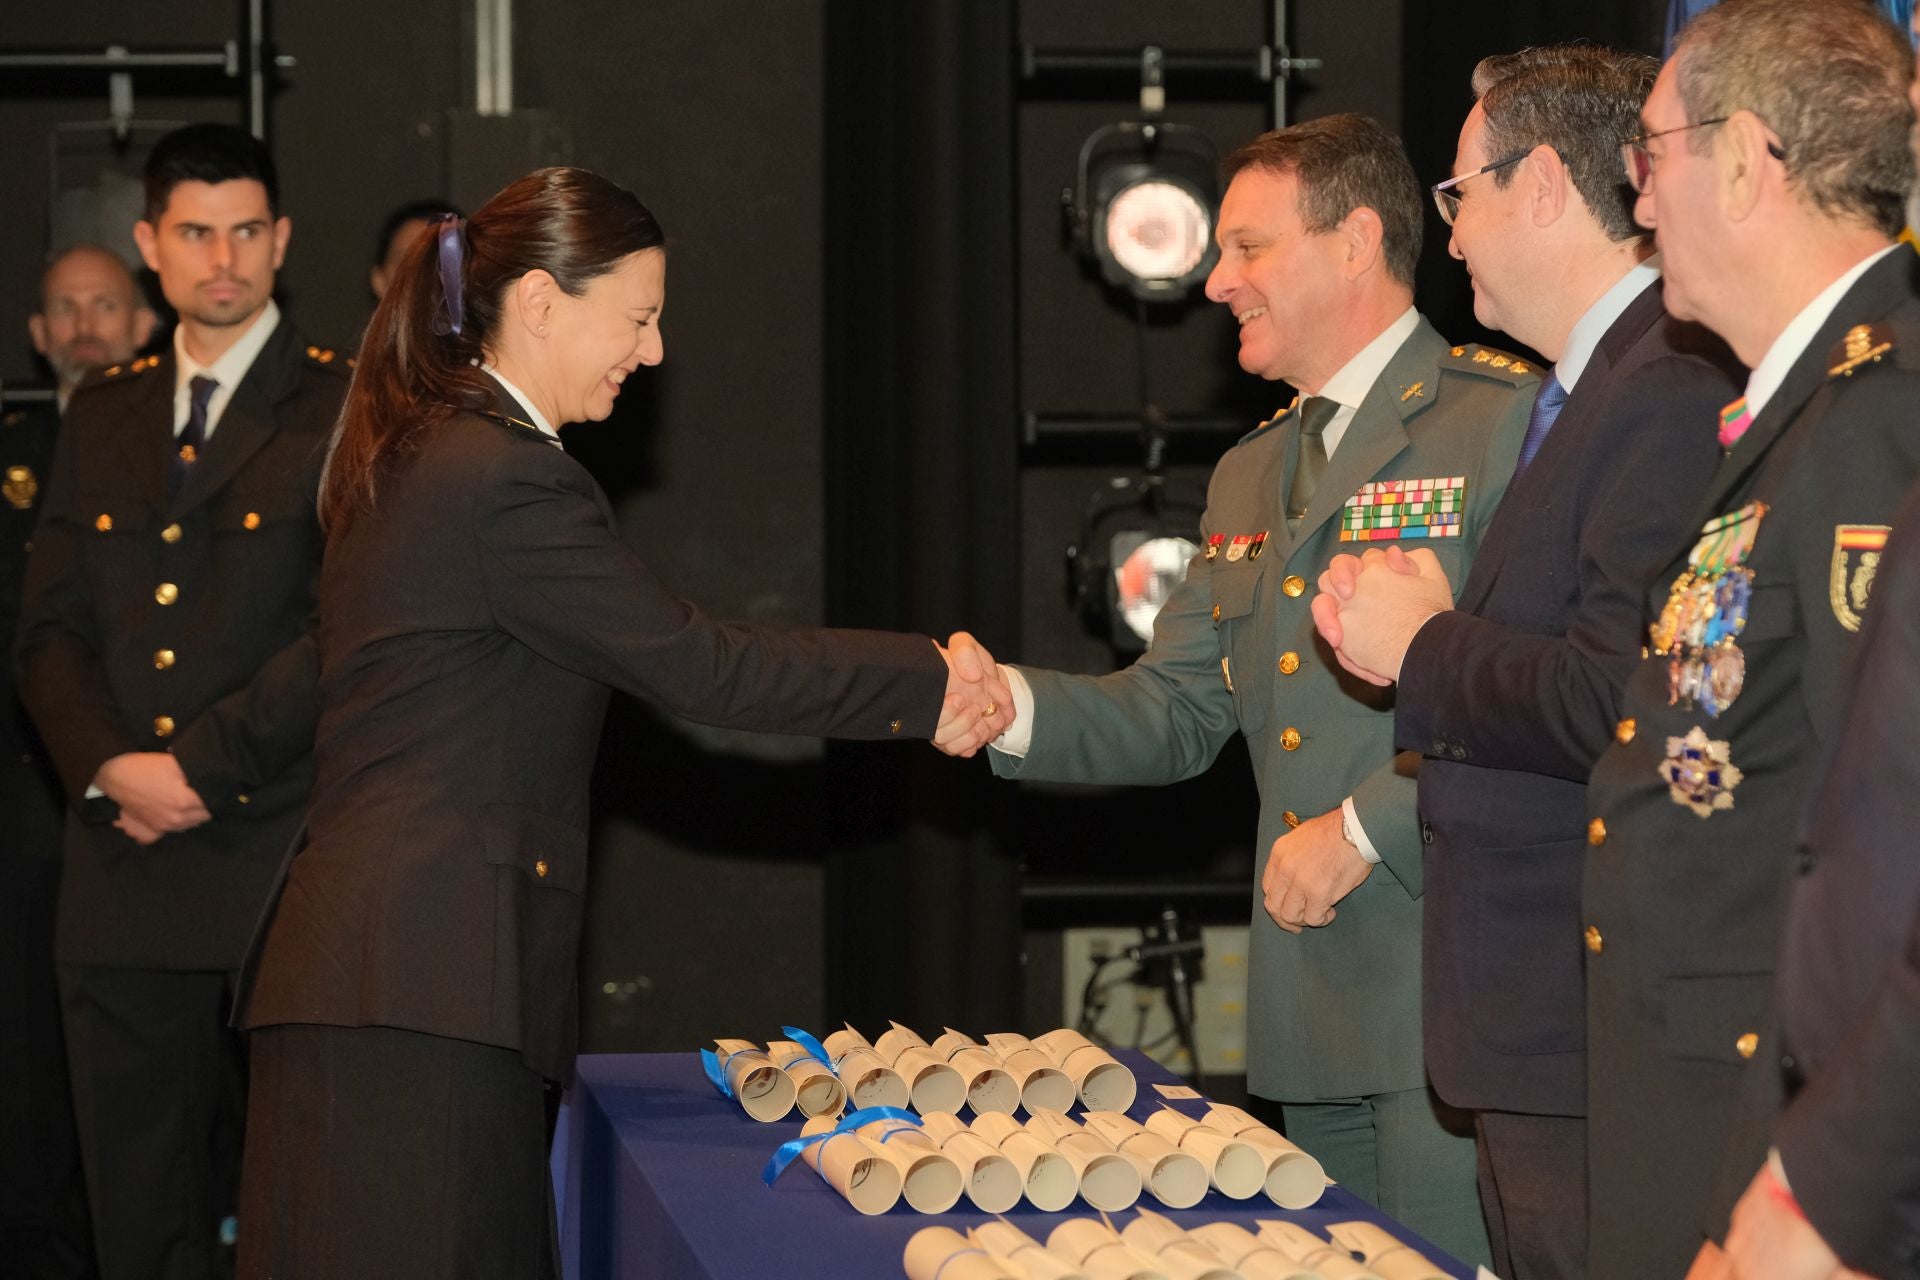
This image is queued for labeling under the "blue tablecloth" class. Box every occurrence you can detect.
[551,1051,1475,1280]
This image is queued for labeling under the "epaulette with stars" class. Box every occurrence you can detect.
[1442,343,1540,383]
[304,344,355,375]
[1827,322,1894,379]
[77,353,166,394]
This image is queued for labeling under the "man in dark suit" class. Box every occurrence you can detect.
[16,124,347,1280]
[1573,2,1920,1274]
[4,244,154,1279]
[1310,45,1739,1279]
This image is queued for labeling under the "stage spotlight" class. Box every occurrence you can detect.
[1068,466,1208,654]
[1067,120,1221,303]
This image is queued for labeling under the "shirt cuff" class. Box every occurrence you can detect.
[1342,795,1382,865]
[990,665,1037,758]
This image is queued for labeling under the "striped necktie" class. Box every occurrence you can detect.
[1513,370,1568,477]
[1718,397,1754,450]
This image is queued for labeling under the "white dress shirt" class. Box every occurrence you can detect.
[171,300,281,439]
[1742,245,1898,420]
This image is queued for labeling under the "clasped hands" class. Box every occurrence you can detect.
[93,751,210,846]
[1310,544,1454,686]
[932,631,1016,757]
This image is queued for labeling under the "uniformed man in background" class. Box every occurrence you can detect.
[1576,1,1920,1274]
[3,243,154,1280]
[15,123,346,1280]
[948,114,1535,1264]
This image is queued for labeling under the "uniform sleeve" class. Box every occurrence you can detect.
[13,397,139,801]
[471,441,947,739]
[168,621,319,814]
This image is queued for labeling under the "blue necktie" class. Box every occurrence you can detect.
[170,375,218,500]
[1513,370,1567,477]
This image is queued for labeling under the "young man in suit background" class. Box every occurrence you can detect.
[16,123,348,1280]
[1311,44,1741,1279]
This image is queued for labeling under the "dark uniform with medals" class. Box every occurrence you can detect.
[1582,247,1920,1277]
[14,321,347,1279]
[0,399,93,1276]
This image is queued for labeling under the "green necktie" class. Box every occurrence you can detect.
[1286,395,1340,535]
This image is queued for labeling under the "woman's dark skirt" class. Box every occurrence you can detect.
[238,1023,558,1279]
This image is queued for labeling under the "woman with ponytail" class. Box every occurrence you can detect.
[234,167,1011,1277]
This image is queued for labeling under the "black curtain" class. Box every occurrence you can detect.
[819,0,1026,1033]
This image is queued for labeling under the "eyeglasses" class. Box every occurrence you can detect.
[1621,117,1787,195]
[1430,152,1529,226]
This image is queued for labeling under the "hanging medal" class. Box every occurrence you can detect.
[1652,502,1766,718]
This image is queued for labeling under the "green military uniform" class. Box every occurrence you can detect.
[992,316,1533,1260]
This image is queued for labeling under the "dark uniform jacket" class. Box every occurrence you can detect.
[1397,279,1738,1118]
[1582,247,1920,1277]
[1772,481,1920,1279]
[15,322,346,971]
[2,402,65,854]
[241,383,949,1083]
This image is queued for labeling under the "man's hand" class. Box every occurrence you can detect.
[932,631,1016,758]
[1312,545,1453,686]
[1261,809,1371,934]
[92,752,210,839]
[1724,1164,1863,1280]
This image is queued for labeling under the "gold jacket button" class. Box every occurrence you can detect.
[94,513,113,532]
[1615,718,1636,745]
[535,859,550,878]
[1282,810,1301,828]
[1584,925,1604,954]
[236,794,250,805]
[889,719,902,735]
[155,583,179,605]
[1587,818,1607,846]
[243,512,261,530]
[153,715,175,737]
[1277,650,1301,675]
[1280,727,1302,751]
[1735,1032,1758,1060]
[161,522,183,543]
[154,649,176,670]
[1282,575,1307,598]
[1211,603,1222,623]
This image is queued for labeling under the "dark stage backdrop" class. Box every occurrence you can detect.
[0,0,1664,1054]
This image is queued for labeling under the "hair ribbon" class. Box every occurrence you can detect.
[435,213,467,336]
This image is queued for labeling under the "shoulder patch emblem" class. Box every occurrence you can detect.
[1831,524,1890,630]
[1828,323,1893,379]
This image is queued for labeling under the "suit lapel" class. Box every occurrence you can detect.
[168,322,304,517]
[120,361,175,509]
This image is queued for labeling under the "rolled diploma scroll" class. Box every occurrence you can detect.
[985,1033,1077,1114]
[903,1226,1020,1280]
[854,1116,963,1213]
[1046,1220,1174,1280]
[1032,1028,1138,1112]
[1255,1222,1385,1280]
[916,1112,1022,1213]
[1184,1223,1322,1280]
[1025,1109,1142,1212]
[1326,1223,1449,1280]
[930,1028,1020,1115]
[711,1040,796,1122]
[1082,1112,1209,1209]
[823,1026,910,1111]
[1202,1105,1327,1209]
[875,1022,967,1115]
[795,1114,901,1215]
[969,1222,1091,1280]
[970,1110,1078,1211]
[767,1039,846,1119]
[1119,1208,1246,1280]
[1143,1110,1266,1200]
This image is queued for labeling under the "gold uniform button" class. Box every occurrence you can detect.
[178,445,197,463]
[535,859,550,879]
[1735,1032,1758,1060]
[243,512,261,530]
[1278,651,1301,675]
[1280,727,1302,751]
[1282,810,1301,828]
[1584,925,1604,954]
[94,513,113,532]
[155,583,179,606]
[1615,718,1636,745]
[236,793,250,805]
[154,649,176,670]
[1282,575,1307,598]
[161,522,183,543]
[1211,604,1222,622]
[1587,818,1607,846]
[889,719,902,735]
[153,715,175,738]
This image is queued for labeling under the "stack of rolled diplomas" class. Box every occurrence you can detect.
[902,1212,1452,1280]
[703,1023,1328,1218]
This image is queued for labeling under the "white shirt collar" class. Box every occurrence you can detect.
[482,365,563,447]
[1743,245,1898,420]
[170,299,281,438]
[1311,305,1419,456]
[1557,256,1663,393]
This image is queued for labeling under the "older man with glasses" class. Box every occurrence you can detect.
[1311,43,1739,1279]
[1566,0,1920,1275]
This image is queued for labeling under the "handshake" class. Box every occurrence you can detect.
[931,631,1015,758]
[1310,544,1456,685]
